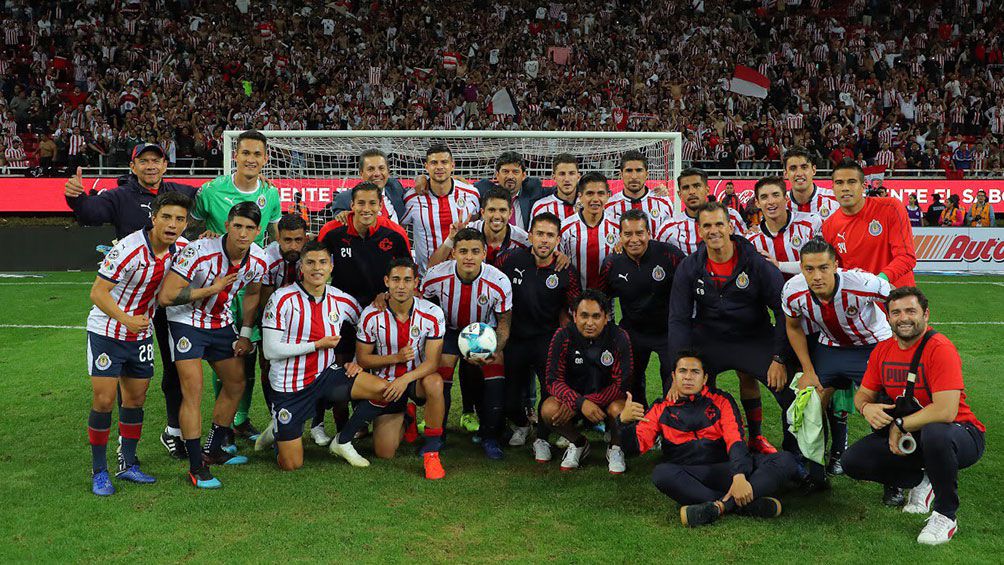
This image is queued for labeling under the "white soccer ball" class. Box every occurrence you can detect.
[458,322,497,360]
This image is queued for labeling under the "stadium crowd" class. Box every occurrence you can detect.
[1,0,1003,174]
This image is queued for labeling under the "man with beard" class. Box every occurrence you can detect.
[656,168,746,255]
[531,154,581,222]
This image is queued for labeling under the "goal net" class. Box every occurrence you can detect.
[223,130,683,234]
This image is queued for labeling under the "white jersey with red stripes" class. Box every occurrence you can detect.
[356,298,446,380]
[262,241,299,288]
[604,189,674,233]
[262,283,362,393]
[401,179,480,274]
[166,235,267,329]
[531,194,578,223]
[87,230,189,341]
[420,260,512,330]
[654,207,746,256]
[788,185,838,220]
[782,269,893,347]
[468,219,530,264]
[559,212,621,290]
[747,211,822,264]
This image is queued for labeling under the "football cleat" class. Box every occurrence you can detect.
[189,466,222,489]
[423,452,446,480]
[482,439,504,460]
[559,441,590,471]
[234,420,261,441]
[160,431,187,459]
[91,470,115,496]
[202,450,248,466]
[116,464,156,484]
[254,419,277,451]
[309,424,333,446]
[748,435,778,455]
[509,426,531,447]
[329,441,370,467]
[459,412,480,433]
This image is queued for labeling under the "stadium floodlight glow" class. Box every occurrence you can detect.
[224,130,683,232]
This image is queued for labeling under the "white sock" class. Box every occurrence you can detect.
[166,426,182,437]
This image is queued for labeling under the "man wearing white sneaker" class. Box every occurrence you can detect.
[541,290,630,474]
[842,287,985,545]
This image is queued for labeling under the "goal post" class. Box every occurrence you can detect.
[224,130,683,233]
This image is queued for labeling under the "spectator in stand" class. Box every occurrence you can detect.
[939,195,966,227]
[969,190,995,227]
[925,194,947,226]
[905,194,923,227]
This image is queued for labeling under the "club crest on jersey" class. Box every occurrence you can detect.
[650,208,660,218]
[868,220,883,236]
[410,326,420,337]
[600,350,614,366]
[652,266,666,281]
[791,235,802,248]
[328,311,340,324]
[820,205,832,218]
[256,195,267,209]
[95,352,112,371]
[107,249,120,260]
[176,337,192,353]
[478,294,489,305]
[378,238,393,251]
[545,274,559,289]
[736,272,750,289]
[846,306,859,317]
[243,270,255,282]
[278,408,292,425]
[606,233,617,245]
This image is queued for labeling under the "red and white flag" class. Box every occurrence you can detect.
[728,65,770,99]
[864,165,887,185]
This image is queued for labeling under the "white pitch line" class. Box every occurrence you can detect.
[0,324,86,329]
[917,280,1004,286]
[0,282,92,286]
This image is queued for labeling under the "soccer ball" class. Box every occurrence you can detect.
[458,322,497,360]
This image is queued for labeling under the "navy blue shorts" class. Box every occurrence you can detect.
[377,380,426,413]
[86,331,155,378]
[442,327,462,356]
[271,366,353,441]
[168,322,237,362]
[694,332,773,382]
[813,343,875,389]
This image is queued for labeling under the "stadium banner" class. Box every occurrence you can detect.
[2,177,1003,214]
[912,227,1004,273]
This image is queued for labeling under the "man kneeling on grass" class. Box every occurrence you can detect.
[618,350,799,527]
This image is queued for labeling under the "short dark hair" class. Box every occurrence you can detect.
[754,176,787,198]
[495,151,525,172]
[886,286,929,312]
[481,187,511,209]
[695,201,730,224]
[454,227,486,247]
[576,171,609,195]
[619,150,648,171]
[151,191,192,214]
[358,148,388,171]
[300,239,327,257]
[277,213,308,233]
[227,201,262,226]
[619,208,650,230]
[673,349,706,372]
[386,257,418,277]
[552,153,578,173]
[799,236,837,261]
[426,144,453,160]
[236,129,268,151]
[782,147,813,168]
[573,289,610,312]
[832,160,865,181]
[530,212,561,233]
[351,181,382,202]
[678,167,708,186]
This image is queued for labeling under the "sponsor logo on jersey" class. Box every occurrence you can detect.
[107,249,120,260]
[652,265,665,281]
[545,273,559,289]
[182,246,197,257]
[478,294,489,305]
[176,336,192,353]
[256,195,267,209]
[95,352,112,371]
[736,272,750,289]
[846,305,859,317]
[278,408,292,424]
[600,350,614,366]
[869,220,883,236]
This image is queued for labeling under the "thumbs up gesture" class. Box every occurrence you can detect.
[619,392,648,424]
[65,166,85,198]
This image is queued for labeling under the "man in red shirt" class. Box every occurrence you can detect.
[842,287,985,546]
[822,161,916,287]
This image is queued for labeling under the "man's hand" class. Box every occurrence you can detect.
[314,335,342,350]
[466,353,498,366]
[651,183,669,197]
[199,230,222,239]
[619,392,647,424]
[371,292,390,312]
[334,210,350,224]
[888,425,906,456]
[234,337,254,356]
[413,175,429,195]
[447,213,471,242]
[581,399,606,423]
[553,250,572,272]
[396,346,415,364]
[123,314,150,335]
[551,402,575,426]
[64,166,85,198]
[796,369,821,391]
[344,362,363,378]
[766,361,787,392]
[724,474,754,507]
[383,378,410,402]
[665,384,682,404]
[862,402,895,429]
[209,272,239,294]
[759,250,779,267]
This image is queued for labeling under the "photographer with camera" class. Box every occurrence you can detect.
[841,287,985,546]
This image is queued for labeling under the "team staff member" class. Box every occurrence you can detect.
[599,209,685,408]
[842,287,985,546]
[542,290,631,474]
[604,150,674,234]
[667,202,795,455]
[619,351,799,527]
[823,161,917,288]
[531,154,581,222]
[782,148,838,219]
[327,148,408,221]
[497,213,580,458]
[84,192,192,496]
[473,152,552,230]
[64,143,199,461]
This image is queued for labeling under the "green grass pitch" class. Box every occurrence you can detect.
[0,272,1001,563]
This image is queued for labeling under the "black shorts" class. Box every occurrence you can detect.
[86,332,155,378]
[374,380,426,414]
[442,327,462,356]
[333,321,356,356]
[693,331,772,381]
[814,343,875,389]
[270,366,353,441]
[168,322,237,362]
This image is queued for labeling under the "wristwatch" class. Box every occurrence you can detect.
[894,417,906,433]
[772,354,785,364]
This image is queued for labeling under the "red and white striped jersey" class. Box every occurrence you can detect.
[559,213,621,290]
[167,235,267,329]
[875,149,895,168]
[655,208,747,256]
[788,185,838,220]
[782,269,893,347]
[747,211,822,265]
[4,146,27,167]
[68,134,86,155]
[604,190,674,234]
[87,230,189,341]
[531,194,578,223]
[262,283,362,393]
[420,260,512,330]
[356,298,446,380]
[468,219,530,265]
[262,241,299,288]
[401,179,480,274]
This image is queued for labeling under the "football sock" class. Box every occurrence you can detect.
[205,423,229,453]
[481,364,506,441]
[337,402,382,445]
[185,438,203,472]
[420,427,444,454]
[312,401,327,429]
[459,362,483,414]
[828,409,849,457]
[437,366,455,427]
[572,434,589,448]
[118,406,143,467]
[88,410,112,474]
[741,397,763,438]
[233,360,256,427]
